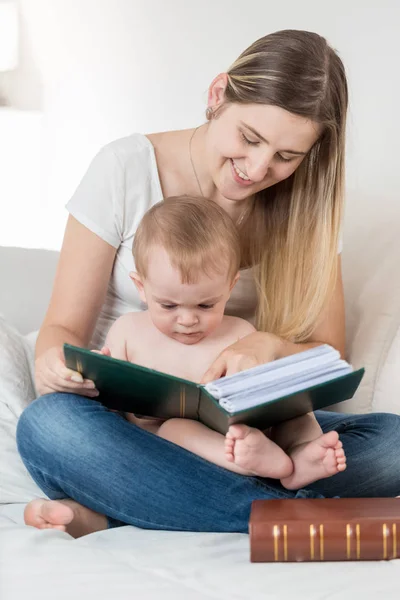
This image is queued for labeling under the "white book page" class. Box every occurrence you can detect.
[204,344,353,411]
[219,365,352,412]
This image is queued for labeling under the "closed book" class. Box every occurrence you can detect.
[64,343,364,435]
[249,498,400,562]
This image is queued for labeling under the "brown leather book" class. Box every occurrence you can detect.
[249,498,400,562]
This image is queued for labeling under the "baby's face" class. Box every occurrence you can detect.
[134,246,237,345]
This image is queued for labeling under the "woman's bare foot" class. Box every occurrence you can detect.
[281,431,346,490]
[225,424,293,478]
[24,498,108,538]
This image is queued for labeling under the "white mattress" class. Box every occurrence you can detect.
[1,503,399,600]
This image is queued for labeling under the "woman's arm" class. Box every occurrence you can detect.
[35,215,117,396]
[201,256,345,382]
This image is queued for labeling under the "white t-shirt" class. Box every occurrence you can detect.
[66,134,258,348]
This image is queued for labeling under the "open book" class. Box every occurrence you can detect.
[64,344,364,434]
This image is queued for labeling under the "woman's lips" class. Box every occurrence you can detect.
[230,159,253,186]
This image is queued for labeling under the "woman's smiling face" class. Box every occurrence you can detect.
[204,98,321,202]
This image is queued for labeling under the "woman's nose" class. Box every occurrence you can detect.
[247,152,273,182]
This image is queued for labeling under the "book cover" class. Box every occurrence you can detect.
[249,498,400,562]
[63,344,364,434]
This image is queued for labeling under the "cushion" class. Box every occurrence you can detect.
[0,317,45,503]
[340,194,400,415]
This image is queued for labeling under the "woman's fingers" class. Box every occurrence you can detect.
[200,353,228,384]
[225,354,259,377]
[39,370,99,397]
[35,347,98,397]
[201,332,281,383]
[201,352,259,383]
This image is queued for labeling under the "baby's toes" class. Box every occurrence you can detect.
[224,446,235,462]
[225,437,234,451]
[231,440,250,461]
[335,447,346,460]
[336,448,346,471]
[227,424,251,441]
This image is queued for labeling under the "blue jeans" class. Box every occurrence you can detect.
[16,393,400,533]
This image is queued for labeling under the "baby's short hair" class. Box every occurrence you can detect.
[133,195,240,283]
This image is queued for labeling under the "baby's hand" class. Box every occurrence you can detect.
[91,346,112,357]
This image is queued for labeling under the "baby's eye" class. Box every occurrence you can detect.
[198,304,214,310]
[161,304,177,310]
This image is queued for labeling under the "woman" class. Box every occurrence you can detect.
[17,29,400,538]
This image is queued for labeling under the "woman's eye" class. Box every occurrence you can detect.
[161,304,177,310]
[198,304,214,310]
[240,132,259,146]
[276,153,293,163]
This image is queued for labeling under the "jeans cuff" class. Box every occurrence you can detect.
[107,515,126,529]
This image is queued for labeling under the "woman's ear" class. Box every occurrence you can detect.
[207,73,229,110]
[129,271,147,303]
[229,272,240,291]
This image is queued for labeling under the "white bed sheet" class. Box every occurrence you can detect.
[1,503,399,600]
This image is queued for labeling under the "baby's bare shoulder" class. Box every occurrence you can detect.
[116,311,147,326]
[221,315,256,338]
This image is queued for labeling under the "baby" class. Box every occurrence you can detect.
[99,195,346,490]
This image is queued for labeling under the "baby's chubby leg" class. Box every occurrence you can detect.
[271,412,323,450]
[157,419,293,478]
[124,412,165,435]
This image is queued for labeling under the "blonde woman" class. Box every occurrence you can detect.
[17,30,400,538]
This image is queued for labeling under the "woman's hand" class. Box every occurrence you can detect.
[91,346,111,357]
[35,346,99,398]
[200,332,285,384]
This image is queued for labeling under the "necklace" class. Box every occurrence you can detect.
[189,126,204,197]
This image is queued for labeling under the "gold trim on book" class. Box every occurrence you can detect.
[346,524,351,559]
[356,524,361,560]
[393,524,397,559]
[179,386,186,417]
[273,525,279,561]
[383,523,388,559]
[310,524,315,560]
[283,525,288,561]
[319,524,324,560]
[77,358,83,374]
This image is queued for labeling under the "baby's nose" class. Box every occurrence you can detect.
[178,311,198,326]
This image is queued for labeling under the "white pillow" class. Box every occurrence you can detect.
[0,316,46,504]
[373,323,400,414]
[343,227,400,415]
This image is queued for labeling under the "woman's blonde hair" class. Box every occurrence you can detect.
[223,29,348,341]
[133,195,240,283]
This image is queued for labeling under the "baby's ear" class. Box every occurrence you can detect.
[129,271,146,303]
[230,271,240,291]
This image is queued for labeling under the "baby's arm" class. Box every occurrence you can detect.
[102,315,130,361]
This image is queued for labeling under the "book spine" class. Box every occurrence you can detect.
[250,520,400,562]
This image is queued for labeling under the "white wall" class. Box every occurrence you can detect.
[2,0,399,249]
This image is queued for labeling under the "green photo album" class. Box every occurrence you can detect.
[64,343,364,434]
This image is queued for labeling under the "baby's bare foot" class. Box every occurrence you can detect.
[225,424,293,478]
[24,498,108,538]
[281,431,346,490]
